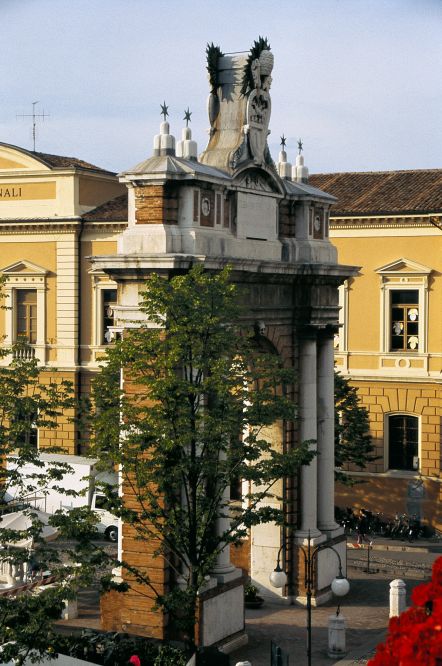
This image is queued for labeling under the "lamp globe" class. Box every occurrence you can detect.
[269,568,288,589]
[331,576,350,597]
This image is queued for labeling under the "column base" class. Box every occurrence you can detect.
[294,588,333,606]
[111,567,123,583]
[198,576,218,593]
[318,523,344,538]
[211,566,242,584]
[295,529,325,546]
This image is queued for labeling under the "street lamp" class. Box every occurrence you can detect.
[269,532,350,666]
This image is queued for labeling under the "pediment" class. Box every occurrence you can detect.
[1,260,48,276]
[236,172,274,193]
[0,144,51,172]
[0,156,28,169]
[233,166,283,195]
[376,258,432,276]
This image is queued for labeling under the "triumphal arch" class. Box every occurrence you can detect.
[93,41,357,648]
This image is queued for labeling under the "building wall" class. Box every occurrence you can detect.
[334,231,441,362]
[0,144,125,456]
[330,214,442,530]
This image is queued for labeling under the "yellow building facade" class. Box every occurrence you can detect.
[310,170,442,531]
[0,142,126,453]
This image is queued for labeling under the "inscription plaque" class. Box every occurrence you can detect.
[236,192,277,241]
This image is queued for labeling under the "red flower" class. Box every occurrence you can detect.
[412,581,434,607]
[432,558,442,590]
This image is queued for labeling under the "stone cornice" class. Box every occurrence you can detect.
[0,218,125,234]
[83,220,127,231]
[90,252,359,281]
[330,213,440,229]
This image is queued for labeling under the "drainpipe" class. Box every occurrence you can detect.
[76,214,85,455]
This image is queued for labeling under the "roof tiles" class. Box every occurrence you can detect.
[309,169,442,215]
[83,193,128,222]
[33,150,114,174]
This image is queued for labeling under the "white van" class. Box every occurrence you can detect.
[6,454,119,542]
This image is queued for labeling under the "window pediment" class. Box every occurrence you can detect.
[376,258,432,277]
[1,260,48,277]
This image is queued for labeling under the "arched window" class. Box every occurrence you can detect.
[388,415,419,471]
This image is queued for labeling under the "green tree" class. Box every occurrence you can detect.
[334,370,376,484]
[0,279,104,664]
[89,265,314,649]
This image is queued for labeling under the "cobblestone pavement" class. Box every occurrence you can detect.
[231,540,441,666]
[232,571,393,666]
[55,539,441,665]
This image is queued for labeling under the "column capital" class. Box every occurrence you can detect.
[317,324,339,342]
[298,326,318,342]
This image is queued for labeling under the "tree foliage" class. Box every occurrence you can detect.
[89,265,314,647]
[0,278,108,663]
[334,371,376,484]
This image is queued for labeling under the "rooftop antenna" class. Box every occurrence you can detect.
[16,101,49,152]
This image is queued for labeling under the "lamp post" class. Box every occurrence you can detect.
[269,532,350,666]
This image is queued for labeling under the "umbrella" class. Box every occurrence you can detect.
[0,510,58,548]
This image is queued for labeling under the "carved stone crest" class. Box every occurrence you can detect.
[245,88,271,165]
[237,172,273,192]
[243,49,274,166]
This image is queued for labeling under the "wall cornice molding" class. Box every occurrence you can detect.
[0,219,126,234]
[330,214,439,230]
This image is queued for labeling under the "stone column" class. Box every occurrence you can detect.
[296,334,321,538]
[317,332,339,532]
[211,484,241,583]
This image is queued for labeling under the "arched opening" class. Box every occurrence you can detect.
[388,414,419,471]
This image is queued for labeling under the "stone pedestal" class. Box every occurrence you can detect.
[197,578,246,647]
[62,597,78,620]
[328,613,346,658]
[390,579,406,617]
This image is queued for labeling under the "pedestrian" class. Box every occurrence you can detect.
[355,509,373,547]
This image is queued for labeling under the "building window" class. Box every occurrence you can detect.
[390,290,419,351]
[91,275,118,349]
[14,406,38,450]
[388,414,419,471]
[1,260,48,362]
[230,476,242,501]
[16,289,37,344]
[376,258,431,355]
[334,282,349,352]
[102,289,117,344]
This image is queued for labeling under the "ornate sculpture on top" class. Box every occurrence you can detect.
[201,37,275,173]
[236,37,274,168]
[206,42,224,127]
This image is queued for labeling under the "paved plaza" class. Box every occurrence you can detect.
[232,538,441,666]
[56,538,442,665]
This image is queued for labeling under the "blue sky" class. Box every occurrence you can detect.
[1,0,441,174]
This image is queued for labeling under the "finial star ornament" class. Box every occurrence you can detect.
[280,134,287,150]
[298,138,303,154]
[160,101,169,121]
[184,107,192,127]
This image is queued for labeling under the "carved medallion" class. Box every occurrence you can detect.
[201,197,211,216]
[246,89,271,165]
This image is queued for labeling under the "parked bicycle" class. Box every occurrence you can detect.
[336,505,430,542]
